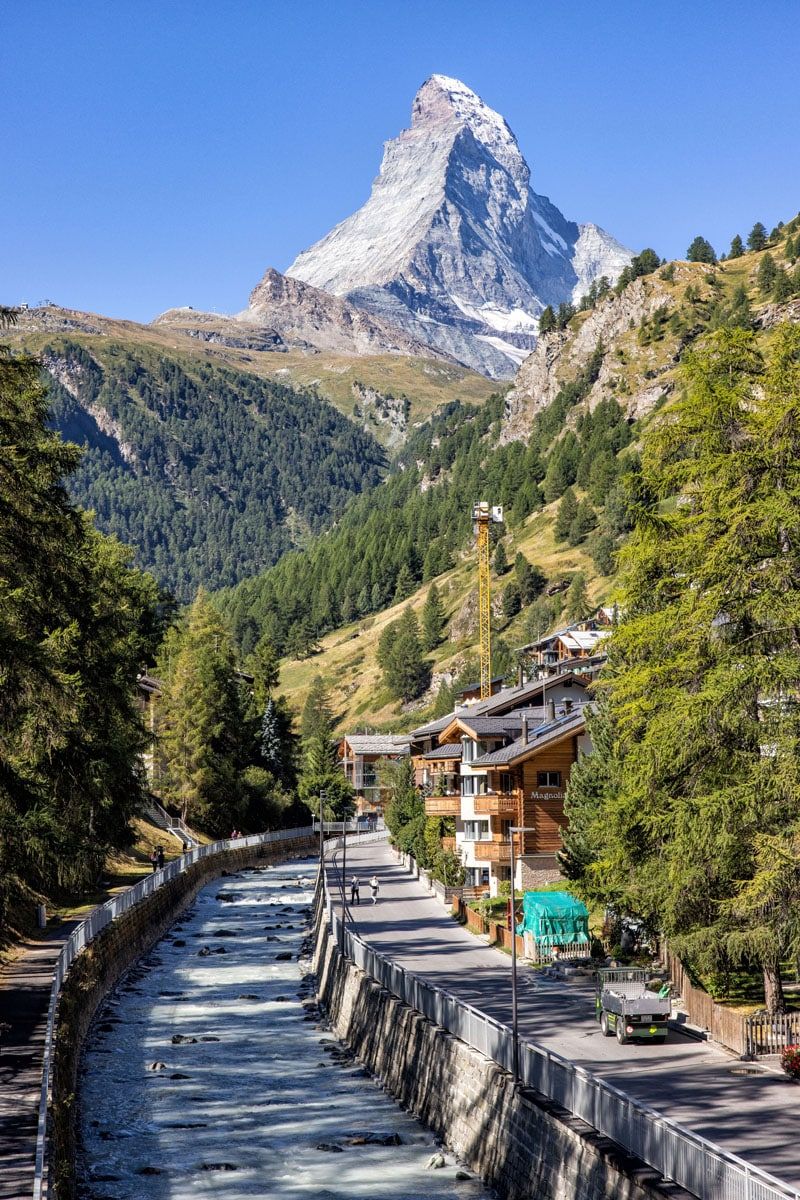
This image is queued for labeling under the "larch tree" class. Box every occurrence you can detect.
[421,582,446,652]
[567,325,800,1012]
[156,592,249,835]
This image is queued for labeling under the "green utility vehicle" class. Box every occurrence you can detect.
[596,968,671,1045]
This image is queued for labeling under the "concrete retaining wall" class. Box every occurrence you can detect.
[314,913,692,1200]
[51,834,315,1200]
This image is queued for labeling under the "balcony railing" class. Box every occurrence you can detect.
[474,793,519,816]
[472,837,511,862]
[425,795,461,816]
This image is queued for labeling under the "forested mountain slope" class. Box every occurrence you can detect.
[223,217,800,726]
[6,312,492,599]
[40,337,387,599]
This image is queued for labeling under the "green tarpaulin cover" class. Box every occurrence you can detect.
[515,890,590,946]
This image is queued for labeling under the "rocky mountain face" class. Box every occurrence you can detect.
[287,74,632,378]
[155,268,452,361]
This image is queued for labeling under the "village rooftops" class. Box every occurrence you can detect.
[472,707,590,767]
[409,713,453,739]
[420,742,463,760]
[457,670,590,718]
[340,734,411,756]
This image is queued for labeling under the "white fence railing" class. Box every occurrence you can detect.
[32,825,314,1200]
[320,844,799,1200]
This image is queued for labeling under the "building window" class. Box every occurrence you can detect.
[500,772,513,794]
[537,771,562,788]
[463,820,491,841]
[462,738,475,763]
[461,775,487,797]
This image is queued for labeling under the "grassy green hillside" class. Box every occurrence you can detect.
[232,217,800,729]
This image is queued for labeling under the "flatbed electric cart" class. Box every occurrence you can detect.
[596,968,671,1045]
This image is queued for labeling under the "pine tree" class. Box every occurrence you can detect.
[567,499,597,546]
[773,268,793,302]
[554,488,578,541]
[378,608,431,701]
[687,236,717,264]
[747,222,768,251]
[538,305,556,334]
[0,309,164,909]
[260,698,282,772]
[248,631,280,709]
[502,580,522,620]
[421,582,446,652]
[757,252,777,295]
[728,234,744,259]
[565,572,588,621]
[493,541,509,575]
[393,563,416,602]
[301,675,334,743]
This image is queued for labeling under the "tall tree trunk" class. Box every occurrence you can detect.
[763,962,786,1015]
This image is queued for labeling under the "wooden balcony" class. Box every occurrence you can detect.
[474,792,519,816]
[441,836,456,853]
[424,795,461,816]
[472,837,511,863]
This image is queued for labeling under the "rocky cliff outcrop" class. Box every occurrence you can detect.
[501,272,687,442]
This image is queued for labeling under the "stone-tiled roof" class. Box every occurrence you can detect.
[421,743,463,760]
[409,714,453,738]
[473,708,589,766]
[463,671,589,717]
[342,735,411,756]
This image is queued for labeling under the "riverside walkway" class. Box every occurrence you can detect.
[331,840,800,1190]
[0,922,82,1200]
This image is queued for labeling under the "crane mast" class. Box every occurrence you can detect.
[472,501,504,700]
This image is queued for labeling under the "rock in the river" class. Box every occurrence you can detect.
[275,951,292,961]
[148,1061,167,1071]
[315,1142,344,1153]
[171,1034,198,1044]
[427,1152,446,1169]
[201,1162,238,1171]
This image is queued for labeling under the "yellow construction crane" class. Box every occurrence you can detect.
[472,501,504,700]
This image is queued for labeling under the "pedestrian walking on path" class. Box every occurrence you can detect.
[156,845,165,870]
[350,876,361,905]
[369,874,379,904]
[150,849,159,873]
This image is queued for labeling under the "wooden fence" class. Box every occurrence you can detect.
[665,951,754,1056]
[745,1011,800,1056]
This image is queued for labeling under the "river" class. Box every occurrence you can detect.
[77,857,493,1199]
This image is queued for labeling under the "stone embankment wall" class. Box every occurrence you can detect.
[51,834,315,1200]
[314,915,693,1200]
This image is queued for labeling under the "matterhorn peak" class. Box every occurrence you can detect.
[287,76,632,378]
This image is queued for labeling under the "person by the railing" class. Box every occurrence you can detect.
[156,845,165,870]
[149,848,158,872]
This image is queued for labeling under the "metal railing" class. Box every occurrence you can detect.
[320,841,800,1200]
[32,825,314,1200]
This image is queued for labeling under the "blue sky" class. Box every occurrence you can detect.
[3,0,798,322]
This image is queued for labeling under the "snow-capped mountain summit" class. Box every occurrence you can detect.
[288,74,632,377]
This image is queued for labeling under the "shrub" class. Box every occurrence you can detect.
[780,1045,800,1080]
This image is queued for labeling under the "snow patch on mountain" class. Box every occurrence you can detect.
[287,75,632,378]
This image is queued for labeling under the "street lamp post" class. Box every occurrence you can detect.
[509,823,536,1085]
[340,817,348,958]
[318,790,327,862]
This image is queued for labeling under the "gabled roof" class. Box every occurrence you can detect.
[473,708,590,767]
[420,743,463,760]
[438,714,522,743]
[409,713,453,738]
[463,670,589,717]
[341,734,411,756]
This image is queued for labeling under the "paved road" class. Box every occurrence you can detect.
[0,923,81,1200]
[329,841,800,1190]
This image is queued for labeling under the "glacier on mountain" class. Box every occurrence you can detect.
[288,74,632,378]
